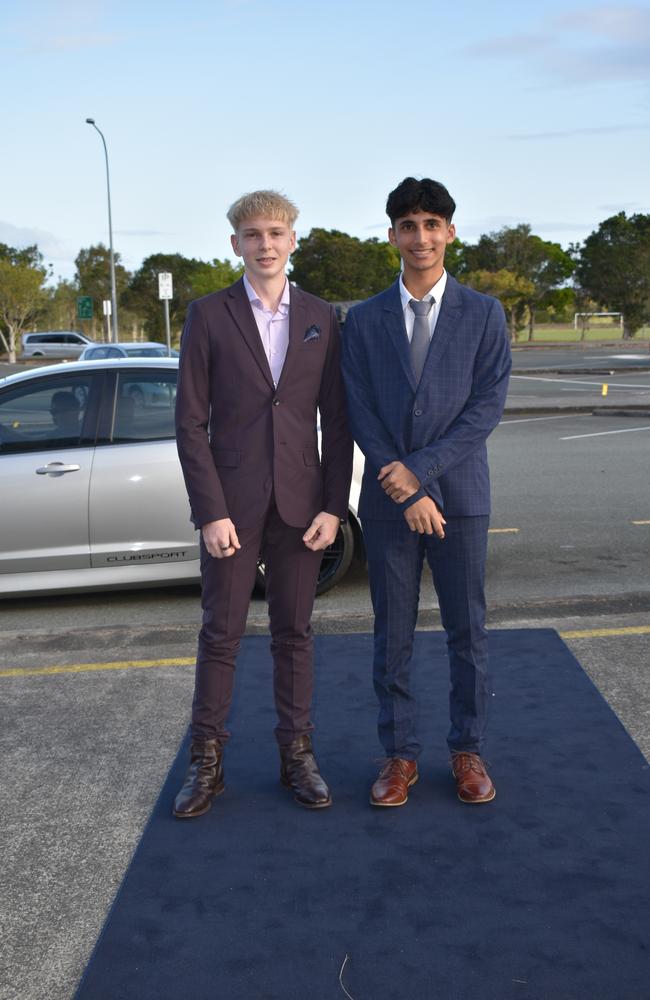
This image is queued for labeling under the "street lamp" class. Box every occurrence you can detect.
[85,117,118,341]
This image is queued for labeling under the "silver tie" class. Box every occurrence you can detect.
[409,297,434,383]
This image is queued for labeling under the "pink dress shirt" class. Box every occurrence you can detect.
[243,274,290,387]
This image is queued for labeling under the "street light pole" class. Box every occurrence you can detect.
[85,118,119,341]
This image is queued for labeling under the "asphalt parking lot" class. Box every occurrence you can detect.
[1,343,649,1000]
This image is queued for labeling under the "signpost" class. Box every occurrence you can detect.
[102,299,112,343]
[158,272,173,356]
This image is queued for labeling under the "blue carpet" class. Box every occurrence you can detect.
[75,630,650,1000]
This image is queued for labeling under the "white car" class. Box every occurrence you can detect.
[78,342,178,361]
[0,358,363,598]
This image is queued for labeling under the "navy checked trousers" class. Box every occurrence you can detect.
[362,515,490,758]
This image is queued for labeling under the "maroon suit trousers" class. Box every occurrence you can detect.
[191,497,323,746]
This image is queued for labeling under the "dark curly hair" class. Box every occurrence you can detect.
[386,177,456,225]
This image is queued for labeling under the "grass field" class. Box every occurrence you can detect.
[522,323,650,343]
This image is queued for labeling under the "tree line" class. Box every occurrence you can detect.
[1,211,649,362]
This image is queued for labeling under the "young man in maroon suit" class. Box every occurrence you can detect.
[173,190,353,818]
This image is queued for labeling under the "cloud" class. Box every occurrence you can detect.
[466,32,552,57]
[508,123,650,140]
[457,216,591,244]
[464,4,650,86]
[32,32,125,52]
[0,221,66,258]
[114,229,174,237]
[558,5,650,42]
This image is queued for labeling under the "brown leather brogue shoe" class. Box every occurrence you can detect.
[451,752,495,804]
[173,739,225,818]
[279,735,332,809]
[370,758,418,807]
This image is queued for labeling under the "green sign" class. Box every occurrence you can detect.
[77,296,93,320]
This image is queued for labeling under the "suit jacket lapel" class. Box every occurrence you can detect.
[225,278,275,388]
[276,283,306,391]
[422,274,463,376]
[382,280,417,393]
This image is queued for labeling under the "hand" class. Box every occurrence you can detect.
[202,518,241,558]
[378,461,420,503]
[303,512,340,552]
[404,498,446,538]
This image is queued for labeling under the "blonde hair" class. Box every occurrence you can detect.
[227,190,299,231]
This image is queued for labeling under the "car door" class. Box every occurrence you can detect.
[89,367,199,570]
[0,371,99,578]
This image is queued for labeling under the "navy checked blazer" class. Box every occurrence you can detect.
[341,275,511,520]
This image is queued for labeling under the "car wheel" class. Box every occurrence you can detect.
[255,519,355,597]
[129,386,145,409]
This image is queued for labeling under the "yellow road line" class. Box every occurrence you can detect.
[2,625,649,677]
[488,528,520,534]
[560,626,650,639]
[0,657,194,678]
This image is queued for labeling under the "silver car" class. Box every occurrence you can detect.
[0,358,363,598]
[20,331,95,359]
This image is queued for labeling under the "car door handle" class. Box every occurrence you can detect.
[35,462,81,476]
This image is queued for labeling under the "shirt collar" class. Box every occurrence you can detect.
[243,273,290,313]
[398,269,448,310]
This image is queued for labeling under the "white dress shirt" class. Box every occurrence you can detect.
[398,269,448,342]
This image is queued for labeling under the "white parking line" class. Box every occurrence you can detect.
[500,415,592,425]
[561,426,650,441]
[511,375,650,390]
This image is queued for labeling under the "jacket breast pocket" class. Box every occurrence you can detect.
[212,449,240,467]
[302,448,320,467]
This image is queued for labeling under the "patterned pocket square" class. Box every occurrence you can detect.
[304,324,321,342]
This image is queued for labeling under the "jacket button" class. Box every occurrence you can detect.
[414,408,422,417]
[273,398,280,406]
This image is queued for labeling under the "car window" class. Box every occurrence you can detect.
[111,371,177,443]
[125,347,167,357]
[0,374,95,454]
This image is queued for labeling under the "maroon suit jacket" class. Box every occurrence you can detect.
[175,278,353,531]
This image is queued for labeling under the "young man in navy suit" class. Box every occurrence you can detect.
[342,177,511,806]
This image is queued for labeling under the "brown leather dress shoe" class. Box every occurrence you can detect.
[370,758,418,807]
[451,752,495,803]
[173,739,225,818]
[279,735,332,809]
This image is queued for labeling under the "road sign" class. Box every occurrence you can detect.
[158,272,173,300]
[77,296,93,320]
[102,299,112,316]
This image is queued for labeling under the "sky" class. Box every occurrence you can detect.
[1,0,649,283]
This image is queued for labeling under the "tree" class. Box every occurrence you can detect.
[75,244,131,339]
[443,237,466,277]
[461,224,574,340]
[0,244,49,362]
[289,229,400,300]
[190,258,243,298]
[574,213,650,338]
[465,269,535,342]
[123,253,204,342]
[42,279,79,332]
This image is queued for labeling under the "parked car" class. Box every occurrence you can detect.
[78,342,179,361]
[20,331,95,359]
[0,358,363,598]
